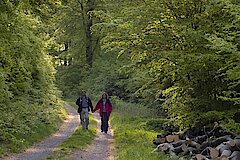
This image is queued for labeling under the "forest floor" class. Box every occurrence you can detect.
[2,104,115,160]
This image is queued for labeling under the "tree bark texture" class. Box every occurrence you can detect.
[78,0,94,67]
[153,126,240,159]
[85,0,94,67]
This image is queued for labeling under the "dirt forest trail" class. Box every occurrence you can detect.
[70,112,115,160]
[2,104,79,160]
[2,104,115,160]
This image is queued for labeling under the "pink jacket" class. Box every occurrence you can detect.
[94,99,112,117]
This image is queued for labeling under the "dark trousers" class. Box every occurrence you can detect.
[101,112,109,133]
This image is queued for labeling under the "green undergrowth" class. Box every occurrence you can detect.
[45,114,97,160]
[0,99,66,158]
[64,99,78,110]
[110,98,171,160]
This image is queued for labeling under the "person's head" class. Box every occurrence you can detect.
[101,92,108,99]
[81,90,86,96]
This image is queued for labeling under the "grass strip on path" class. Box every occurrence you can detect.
[45,100,97,160]
[45,115,97,160]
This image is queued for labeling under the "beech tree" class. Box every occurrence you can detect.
[96,0,240,131]
[0,0,64,153]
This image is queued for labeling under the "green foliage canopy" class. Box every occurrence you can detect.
[95,0,240,130]
[0,0,64,154]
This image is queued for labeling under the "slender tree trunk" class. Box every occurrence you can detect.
[78,0,95,67]
[86,0,94,67]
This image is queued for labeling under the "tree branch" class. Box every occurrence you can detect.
[77,0,86,29]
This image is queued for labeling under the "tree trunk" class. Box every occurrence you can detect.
[166,135,174,143]
[210,147,219,159]
[230,151,240,160]
[216,143,231,155]
[171,140,186,148]
[85,0,94,67]
[220,150,231,160]
[196,154,210,160]
[231,138,240,149]
[189,141,201,149]
[78,0,94,67]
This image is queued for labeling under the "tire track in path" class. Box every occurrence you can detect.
[70,113,115,160]
[2,104,79,160]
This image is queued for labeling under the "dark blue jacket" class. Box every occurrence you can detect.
[76,96,93,113]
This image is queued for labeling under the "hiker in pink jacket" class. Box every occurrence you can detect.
[93,92,112,133]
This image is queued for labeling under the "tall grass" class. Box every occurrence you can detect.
[110,97,171,160]
[111,98,159,118]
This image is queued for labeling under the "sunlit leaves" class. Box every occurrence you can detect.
[0,0,64,153]
[95,0,240,130]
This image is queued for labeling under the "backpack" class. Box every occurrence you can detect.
[76,96,90,113]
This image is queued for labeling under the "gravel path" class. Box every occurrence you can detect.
[2,104,79,160]
[70,113,115,160]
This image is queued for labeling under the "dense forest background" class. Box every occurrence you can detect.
[1,0,240,156]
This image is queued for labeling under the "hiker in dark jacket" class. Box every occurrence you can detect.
[76,90,93,130]
[93,92,112,133]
